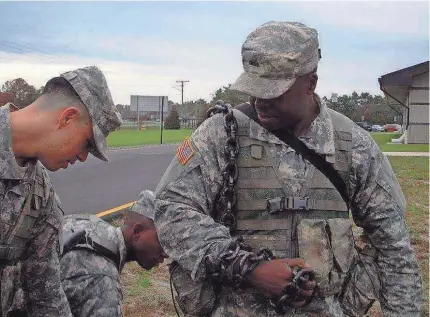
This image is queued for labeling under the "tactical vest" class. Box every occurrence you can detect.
[61,215,121,270]
[230,108,357,296]
[0,164,47,267]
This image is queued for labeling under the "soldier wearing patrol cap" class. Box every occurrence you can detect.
[0,65,122,317]
[58,189,168,317]
[154,21,423,316]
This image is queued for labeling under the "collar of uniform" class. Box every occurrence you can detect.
[247,95,336,157]
[0,104,30,180]
[116,227,128,273]
[249,119,286,146]
[298,94,336,157]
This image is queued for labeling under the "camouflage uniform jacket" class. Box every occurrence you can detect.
[154,95,423,316]
[60,214,127,317]
[0,104,72,317]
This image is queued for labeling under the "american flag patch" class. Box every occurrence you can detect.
[176,137,195,165]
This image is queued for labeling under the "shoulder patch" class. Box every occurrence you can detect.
[176,137,195,165]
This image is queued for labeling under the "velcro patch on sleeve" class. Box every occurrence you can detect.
[176,137,195,165]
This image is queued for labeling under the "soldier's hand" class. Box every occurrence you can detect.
[246,258,316,305]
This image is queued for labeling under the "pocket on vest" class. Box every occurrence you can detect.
[297,218,357,296]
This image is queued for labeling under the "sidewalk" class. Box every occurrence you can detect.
[383,152,429,157]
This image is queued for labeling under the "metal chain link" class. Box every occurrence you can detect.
[205,101,318,312]
[206,100,239,232]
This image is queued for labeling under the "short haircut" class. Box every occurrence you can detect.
[40,77,90,123]
[124,211,155,230]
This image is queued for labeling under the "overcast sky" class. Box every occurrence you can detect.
[0,1,428,105]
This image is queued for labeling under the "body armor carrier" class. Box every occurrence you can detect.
[61,225,121,270]
[0,164,49,268]
[170,100,356,316]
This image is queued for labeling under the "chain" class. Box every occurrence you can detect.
[205,101,318,311]
[206,100,239,232]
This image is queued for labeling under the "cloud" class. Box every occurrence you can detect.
[1,0,428,107]
[0,46,389,107]
[290,1,429,36]
[0,47,243,105]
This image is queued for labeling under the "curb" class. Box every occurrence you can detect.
[96,202,136,222]
[383,152,429,157]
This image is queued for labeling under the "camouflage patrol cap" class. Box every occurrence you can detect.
[47,66,123,162]
[129,190,156,220]
[231,21,321,99]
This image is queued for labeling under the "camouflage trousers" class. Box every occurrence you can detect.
[174,247,381,317]
[0,264,27,317]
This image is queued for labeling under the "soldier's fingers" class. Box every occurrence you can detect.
[290,298,307,309]
[284,258,311,269]
[298,279,316,291]
[299,288,314,298]
[288,289,314,308]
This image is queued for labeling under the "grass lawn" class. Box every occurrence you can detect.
[368,157,429,317]
[370,132,429,152]
[107,129,429,152]
[112,157,429,317]
[107,128,193,147]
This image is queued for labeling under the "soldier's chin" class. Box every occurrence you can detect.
[137,260,153,270]
[40,161,61,172]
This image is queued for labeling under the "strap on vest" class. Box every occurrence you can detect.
[0,181,36,265]
[62,229,121,270]
[235,102,350,209]
[0,245,21,262]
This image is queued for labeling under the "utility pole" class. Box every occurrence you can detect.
[176,80,189,106]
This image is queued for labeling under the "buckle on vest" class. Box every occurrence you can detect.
[0,245,17,261]
[287,197,309,210]
[267,197,309,214]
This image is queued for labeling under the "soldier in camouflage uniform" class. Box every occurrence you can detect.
[154,21,423,317]
[59,190,168,317]
[0,66,122,317]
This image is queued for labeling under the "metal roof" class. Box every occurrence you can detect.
[378,61,429,109]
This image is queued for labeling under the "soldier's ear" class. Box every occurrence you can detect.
[308,73,318,94]
[58,107,79,129]
[132,223,145,241]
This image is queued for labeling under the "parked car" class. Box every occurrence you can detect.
[371,125,385,132]
[384,123,402,133]
[355,121,372,131]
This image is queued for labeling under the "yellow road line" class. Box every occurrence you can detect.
[96,201,136,218]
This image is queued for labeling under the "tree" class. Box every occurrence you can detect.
[176,98,209,120]
[1,78,40,108]
[164,105,180,129]
[0,92,14,106]
[325,91,401,124]
[363,107,372,121]
[210,84,249,106]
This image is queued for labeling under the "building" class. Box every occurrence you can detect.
[378,61,429,144]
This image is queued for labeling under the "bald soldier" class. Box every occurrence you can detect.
[154,21,423,317]
[0,66,122,317]
[59,190,168,316]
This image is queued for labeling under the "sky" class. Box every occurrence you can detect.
[0,1,428,105]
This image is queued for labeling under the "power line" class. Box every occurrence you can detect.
[0,42,56,64]
[175,80,189,106]
[0,39,74,65]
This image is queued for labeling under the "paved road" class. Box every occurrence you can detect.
[48,145,177,215]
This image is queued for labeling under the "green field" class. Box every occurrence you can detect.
[106,128,428,153]
[107,128,193,147]
[370,132,429,152]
